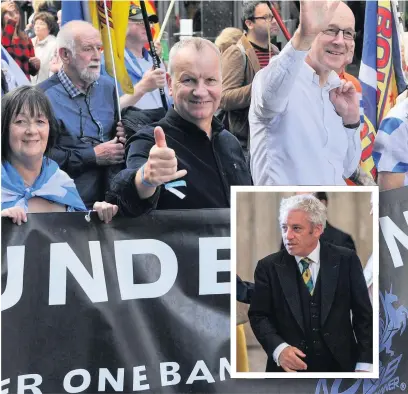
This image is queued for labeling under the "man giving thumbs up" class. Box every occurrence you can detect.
[107,38,252,216]
[135,126,188,200]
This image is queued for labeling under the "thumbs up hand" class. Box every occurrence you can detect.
[141,126,187,187]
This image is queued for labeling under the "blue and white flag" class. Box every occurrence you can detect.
[1,45,30,91]
[1,158,87,212]
[373,99,408,186]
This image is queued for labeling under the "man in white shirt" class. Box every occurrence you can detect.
[249,194,373,372]
[249,0,361,185]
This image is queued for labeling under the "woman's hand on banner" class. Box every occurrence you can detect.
[93,202,119,224]
[1,207,27,226]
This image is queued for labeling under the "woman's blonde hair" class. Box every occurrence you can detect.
[214,27,243,54]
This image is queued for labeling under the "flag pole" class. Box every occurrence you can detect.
[157,0,176,41]
[102,0,122,120]
[269,2,291,41]
[140,0,168,111]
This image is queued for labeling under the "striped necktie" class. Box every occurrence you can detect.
[299,257,314,295]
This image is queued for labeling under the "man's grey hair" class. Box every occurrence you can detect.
[279,194,327,229]
[168,37,221,76]
[242,1,270,31]
[57,20,98,57]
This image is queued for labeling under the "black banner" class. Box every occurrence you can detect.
[2,189,408,393]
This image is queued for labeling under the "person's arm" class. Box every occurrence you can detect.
[248,259,307,371]
[349,252,373,368]
[106,128,158,216]
[220,45,252,111]
[250,39,307,119]
[120,68,166,109]
[236,275,254,304]
[342,123,362,179]
[251,0,342,120]
[27,38,40,76]
[48,124,98,176]
[378,172,405,191]
[248,259,286,355]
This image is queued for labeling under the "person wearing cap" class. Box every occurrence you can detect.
[102,4,170,110]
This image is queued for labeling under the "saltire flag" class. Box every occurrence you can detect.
[61,0,133,94]
[358,0,407,180]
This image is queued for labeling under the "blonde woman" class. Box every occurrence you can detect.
[215,27,243,54]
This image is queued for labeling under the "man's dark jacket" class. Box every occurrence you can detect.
[249,242,373,372]
[107,108,252,216]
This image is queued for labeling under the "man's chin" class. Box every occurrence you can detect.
[81,71,100,84]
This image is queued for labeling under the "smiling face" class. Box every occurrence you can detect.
[281,209,323,257]
[9,108,50,166]
[308,2,355,74]
[167,44,222,133]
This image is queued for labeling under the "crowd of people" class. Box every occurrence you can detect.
[1,0,407,222]
[1,1,408,225]
[0,0,401,377]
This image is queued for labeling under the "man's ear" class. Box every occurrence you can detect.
[58,47,70,63]
[244,19,253,31]
[314,224,324,238]
[166,72,173,96]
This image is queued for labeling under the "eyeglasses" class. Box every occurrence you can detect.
[251,15,275,22]
[322,28,356,41]
[130,20,156,26]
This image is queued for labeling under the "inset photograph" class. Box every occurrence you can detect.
[231,186,379,379]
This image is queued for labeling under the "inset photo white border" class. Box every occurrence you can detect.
[230,185,379,380]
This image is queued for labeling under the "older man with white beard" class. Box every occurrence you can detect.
[39,21,125,208]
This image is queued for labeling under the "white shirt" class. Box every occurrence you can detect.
[249,41,361,186]
[273,242,372,372]
[31,35,57,84]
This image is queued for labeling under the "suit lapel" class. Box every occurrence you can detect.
[320,242,341,326]
[275,253,305,334]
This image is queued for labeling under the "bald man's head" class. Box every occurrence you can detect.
[308,1,356,74]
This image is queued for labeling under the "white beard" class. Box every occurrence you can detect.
[79,67,100,84]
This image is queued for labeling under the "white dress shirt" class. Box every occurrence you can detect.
[249,41,361,186]
[273,242,372,372]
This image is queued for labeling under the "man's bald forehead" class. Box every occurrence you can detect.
[330,1,355,29]
[168,41,221,76]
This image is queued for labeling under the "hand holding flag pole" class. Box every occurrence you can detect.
[140,1,168,111]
